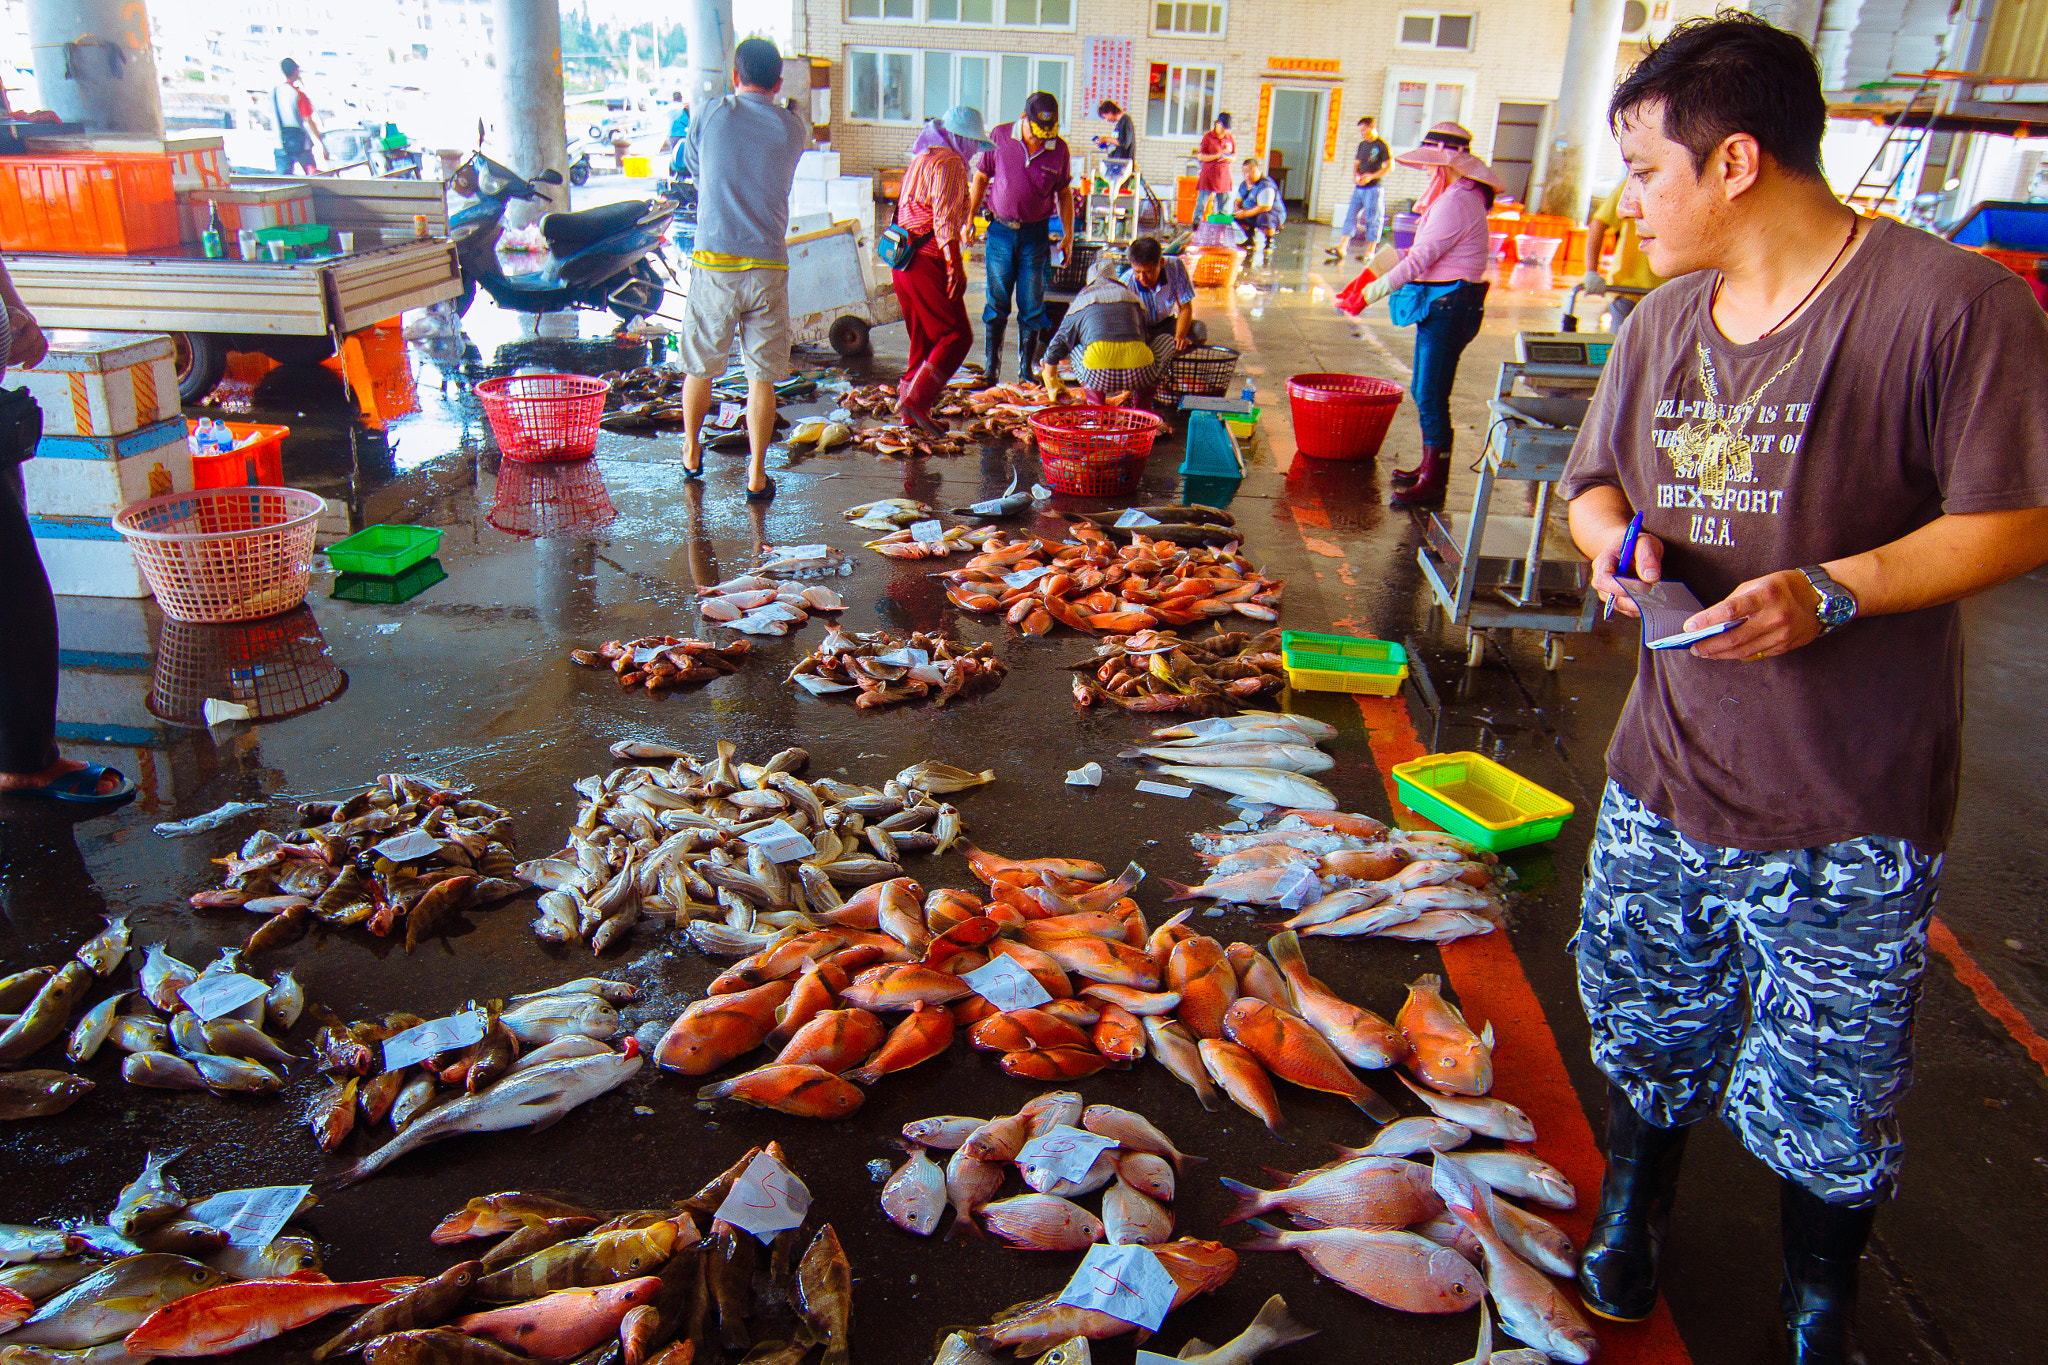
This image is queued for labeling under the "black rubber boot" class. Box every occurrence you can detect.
[1019,331,1043,386]
[1781,1179,1876,1365]
[1576,1085,1690,1323]
[980,318,1008,387]
[1390,444,1450,505]
[1392,443,1447,488]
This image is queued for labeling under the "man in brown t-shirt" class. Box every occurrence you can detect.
[1559,16,2048,1363]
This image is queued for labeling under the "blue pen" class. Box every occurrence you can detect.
[1606,511,1644,619]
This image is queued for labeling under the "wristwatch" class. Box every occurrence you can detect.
[1798,565,1858,634]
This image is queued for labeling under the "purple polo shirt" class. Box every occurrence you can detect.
[972,122,1071,224]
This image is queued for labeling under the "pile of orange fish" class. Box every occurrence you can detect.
[567,636,754,694]
[939,524,1283,639]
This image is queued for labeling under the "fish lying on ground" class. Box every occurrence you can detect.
[1169,1293,1317,1362]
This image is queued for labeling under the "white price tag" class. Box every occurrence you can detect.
[1003,565,1055,589]
[1176,717,1242,738]
[382,1009,488,1071]
[960,956,1053,1012]
[177,973,273,1022]
[373,828,444,863]
[1016,1124,1119,1182]
[909,519,945,544]
[740,819,816,863]
[715,1149,812,1243]
[1054,1243,1178,1331]
[871,647,930,668]
[1114,509,1161,528]
[187,1185,313,1249]
[1135,780,1194,798]
[1274,862,1324,912]
[714,401,744,428]
[766,544,833,561]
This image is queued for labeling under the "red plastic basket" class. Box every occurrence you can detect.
[487,458,618,539]
[1287,373,1405,460]
[1029,406,1168,497]
[475,374,609,463]
[113,486,325,623]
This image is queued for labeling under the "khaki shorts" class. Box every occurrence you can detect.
[677,263,792,383]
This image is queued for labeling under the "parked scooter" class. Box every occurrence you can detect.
[447,150,673,326]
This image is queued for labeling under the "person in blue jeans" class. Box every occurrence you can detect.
[1328,115,1391,261]
[968,92,1075,384]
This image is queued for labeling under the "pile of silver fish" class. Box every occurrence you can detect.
[414,1150,850,1363]
[883,1094,1191,1248]
[1120,710,1338,809]
[183,773,528,953]
[519,742,987,952]
[786,628,1010,708]
[0,918,133,1116]
[568,635,757,692]
[936,1294,1315,1364]
[1173,805,1508,943]
[300,977,636,1173]
[695,574,849,637]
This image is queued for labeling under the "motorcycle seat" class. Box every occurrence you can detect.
[541,200,648,248]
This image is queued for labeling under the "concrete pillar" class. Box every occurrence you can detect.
[690,0,735,112]
[495,0,569,228]
[1539,0,1628,220]
[25,0,164,136]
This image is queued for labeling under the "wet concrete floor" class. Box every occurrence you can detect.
[3,221,2045,1365]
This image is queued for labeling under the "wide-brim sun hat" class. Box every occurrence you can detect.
[940,104,991,147]
[1396,121,1506,190]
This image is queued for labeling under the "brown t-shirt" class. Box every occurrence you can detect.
[1562,214,2048,852]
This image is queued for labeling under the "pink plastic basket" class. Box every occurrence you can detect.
[476,374,609,463]
[1287,373,1405,460]
[1030,406,1168,496]
[113,486,325,623]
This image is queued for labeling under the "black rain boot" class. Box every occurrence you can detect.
[1392,443,1447,488]
[1781,1179,1876,1365]
[1019,331,1043,387]
[1576,1085,1690,1322]
[1390,443,1450,505]
[979,319,1008,387]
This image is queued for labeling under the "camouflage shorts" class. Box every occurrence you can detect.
[1575,781,1943,1205]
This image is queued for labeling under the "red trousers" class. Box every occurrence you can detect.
[892,248,973,411]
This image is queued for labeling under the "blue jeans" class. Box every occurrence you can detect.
[1236,211,1274,248]
[1409,280,1487,447]
[1193,187,1230,222]
[983,219,1050,336]
[1341,182,1384,244]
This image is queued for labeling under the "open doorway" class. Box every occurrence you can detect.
[1267,87,1325,216]
[1492,102,1547,204]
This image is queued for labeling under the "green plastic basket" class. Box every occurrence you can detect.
[326,524,442,577]
[256,223,331,247]
[1281,630,1408,695]
[1391,751,1575,852]
[331,557,446,604]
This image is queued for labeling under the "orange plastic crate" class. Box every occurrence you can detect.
[0,155,179,254]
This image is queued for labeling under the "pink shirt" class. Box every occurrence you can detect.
[1377,178,1493,290]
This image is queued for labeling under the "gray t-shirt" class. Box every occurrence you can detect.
[1561,214,2048,851]
[683,90,810,263]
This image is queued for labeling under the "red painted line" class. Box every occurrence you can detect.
[1928,916,2048,1075]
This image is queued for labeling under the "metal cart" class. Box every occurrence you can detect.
[1417,339,1608,672]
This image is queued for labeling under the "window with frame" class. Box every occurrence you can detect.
[848,47,919,123]
[847,47,1066,125]
[848,0,1070,24]
[1144,62,1218,138]
[1398,11,1475,50]
[1153,0,1224,35]
[1386,73,1468,147]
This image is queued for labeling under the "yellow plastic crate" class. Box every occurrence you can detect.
[1281,631,1408,695]
[1391,751,1575,851]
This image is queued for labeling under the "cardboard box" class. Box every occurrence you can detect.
[30,514,153,598]
[16,331,179,436]
[25,417,194,519]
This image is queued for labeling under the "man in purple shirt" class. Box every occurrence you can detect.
[967,91,1076,385]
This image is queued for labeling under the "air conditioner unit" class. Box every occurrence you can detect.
[1620,0,1651,40]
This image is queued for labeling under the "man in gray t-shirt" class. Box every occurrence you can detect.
[676,36,810,500]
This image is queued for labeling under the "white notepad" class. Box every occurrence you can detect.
[1619,579,1747,650]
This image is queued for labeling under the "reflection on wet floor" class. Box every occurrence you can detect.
[147,606,348,728]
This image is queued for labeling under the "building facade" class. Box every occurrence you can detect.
[793,0,1690,222]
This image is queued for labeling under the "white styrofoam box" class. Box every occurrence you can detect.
[24,417,192,520]
[787,212,835,239]
[795,150,842,180]
[790,180,830,215]
[825,176,868,209]
[17,331,178,437]
[31,515,153,599]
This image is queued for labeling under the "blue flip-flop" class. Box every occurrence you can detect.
[9,762,138,812]
[744,476,777,502]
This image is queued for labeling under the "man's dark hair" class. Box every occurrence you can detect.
[1128,235,1162,266]
[734,37,782,89]
[1215,111,1231,129]
[280,58,299,77]
[1609,10,1826,180]
[1358,115,1374,127]
[1098,99,1121,116]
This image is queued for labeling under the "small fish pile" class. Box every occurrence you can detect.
[1176,803,1508,942]
[940,522,1283,640]
[843,498,936,532]
[1228,1109,1589,1359]
[1121,710,1337,809]
[865,524,993,560]
[299,978,636,1180]
[692,571,850,637]
[938,1295,1315,1364]
[599,365,684,406]
[883,1094,1193,1248]
[419,1159,851,1363]
[754,542,854,580]
[850,423,980,459]
[971,1238,1240,1355]
[0,918,134,1112]
[835,383,916,418]
[182,773,528,951]
[1074,505,1248,549]
[1069,631,1289,716]
[521,743,985,951]
[787,416,853,450]
[567,635,756,691]
[786,628,1008,708]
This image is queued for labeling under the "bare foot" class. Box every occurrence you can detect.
[0,758,120,797]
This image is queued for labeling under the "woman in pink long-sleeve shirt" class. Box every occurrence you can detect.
[1358,122,1505,505]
